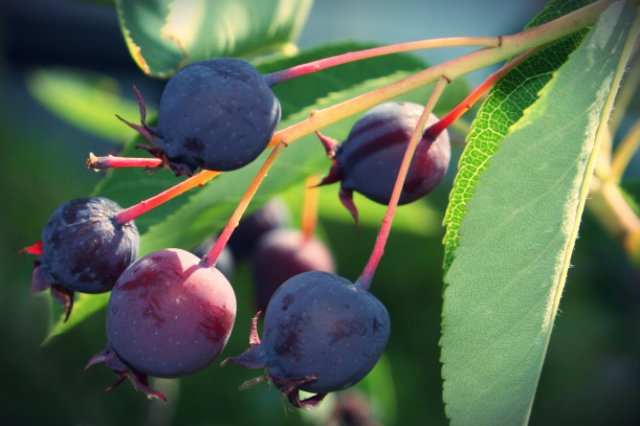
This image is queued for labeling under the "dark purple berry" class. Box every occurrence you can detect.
[86,248,236,400]
[317,102,450,222]
[227,199,291,259]
[251,228,335,312]
[29,197,139,320]
[135,58,281,175]
[224,271,389,408]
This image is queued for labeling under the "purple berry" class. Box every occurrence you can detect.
[317,102,450,222]
[227,199,291,259]
[152,58,281,175]
[30,197,139,320]
[224,271,389,408]
[86,248,236,400]
[251,228,335,311]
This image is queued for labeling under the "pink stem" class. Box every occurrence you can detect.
[116,170,220,224]
[87,153,163,171]
[356,77,449,291]
[265,36,501,85]
[301,176,320,242]
[425,48,538,140]
[203,143,287,267]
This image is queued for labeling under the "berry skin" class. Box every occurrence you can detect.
[27,197,139,320]
[127,58,281,175]
[224,271,390,408]
[227,199,291,259]
[251,228,335,312]
[86,248,236,400]
[317,101,451,222]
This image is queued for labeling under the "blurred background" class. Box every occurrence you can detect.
[1,0,639,425]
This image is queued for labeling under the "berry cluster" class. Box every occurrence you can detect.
[22,47,510,407]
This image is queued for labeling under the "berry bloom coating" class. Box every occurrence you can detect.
[251,228,335,311]
[227,199,290,259]
[86,248,237,400]
[224,271,390,408]
[154,58,281,174]
[28,197,139,320]
[317,101,450,223]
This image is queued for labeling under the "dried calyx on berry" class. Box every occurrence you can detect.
[120,58,281,175]
[316,101,451,224]
[223,271,389,408]
[86,249,236,400]
[22,197,139,321]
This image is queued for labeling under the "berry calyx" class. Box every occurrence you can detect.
[317,102,451,224]
[87,248,236,400]
[24,197,139,320]
[223,271,390,408]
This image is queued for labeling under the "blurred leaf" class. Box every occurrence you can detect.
[442,0,595,271]
[115,0,313,77]
[26,68,146,144]
[45,42,467,339]
[621,180,640,215]
[441,4,637,426]
[43,293,109,345]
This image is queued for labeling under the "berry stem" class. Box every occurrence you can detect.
[267,0,611,149]
[265,36,502,85]
[610,118,640,184]
[203,143,287,267]
[116,170,220,224]
[301,176,320,242]
[87,153,164,171]
[356,77,449,291]
[424,48,538,140]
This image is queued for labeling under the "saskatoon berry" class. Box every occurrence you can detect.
[147,58,281,175]
[29,197,139,320]
[317,101,450,221]
[227,199,291,259]
[251,228,335,312]
[87,248,236,400]
[192,238,235,280]
[224,271,390,408]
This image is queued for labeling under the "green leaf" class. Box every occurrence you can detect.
[620,180,640,215]
[45,42,467,340]
[442,0,596,271]
[115,0,313,77]
[43,293,109,346]
[26,68,145,144]
[440,3,638,426]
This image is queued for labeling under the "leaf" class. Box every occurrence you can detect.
[115,0,313,77]
[442,0,596,271]
[26,68,146,144]
[440,3,638,426]
[43,293,109,345]
[46,42,467,340]
[620,180,640,215]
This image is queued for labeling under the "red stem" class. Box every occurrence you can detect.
[87,153,163,171]
[203,143,287,267]
[356,77,449,291]
[265,36,501,85]
[301,176,320,242]
[425,48,537,140]
[116,170,220,224]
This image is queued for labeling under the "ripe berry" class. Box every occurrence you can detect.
[317,101,450,222]
[126,58,281,175]
[224,271,390,408]
[227,199,290,259]
[86,248,236,400]
[27,197,139,320]
[251,228,335,312]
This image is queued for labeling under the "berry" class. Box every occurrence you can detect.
[224,271,390,408]
[317,101,450,222]
[251,228,335,311]
[227,199,290,259]
[126,58,281,175]
[27,197,139,320]
[86,248,236,400]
